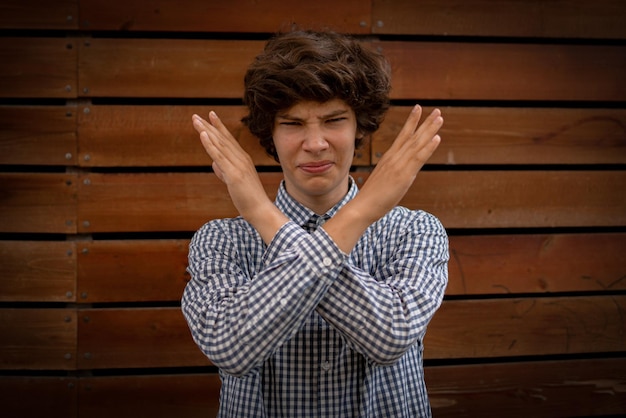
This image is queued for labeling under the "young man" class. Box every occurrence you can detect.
[182,30,448,417]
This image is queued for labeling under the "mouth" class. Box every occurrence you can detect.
[298,161,334,174]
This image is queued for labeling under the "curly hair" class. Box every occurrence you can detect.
[241,30,392,161]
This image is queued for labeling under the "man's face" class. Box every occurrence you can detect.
[273,99,358,213]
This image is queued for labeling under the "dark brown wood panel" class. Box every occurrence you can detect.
[0,309,77,370]
[76,172,248,233]
[448,233,626,296]
[74,233,626,303]
[426,357,626,417]
[78,0,371,34]
[0,173,78,234]
[0,0,78,30]
[77,239,189,303]
[0,105,78,166]
[77,38,626,101]
[77,105,370,167]
[400,170,626,229]
[78,38,262,98]
[372,0,626,39]
[76,296,625,369]
[0,38,78,98]
[0,241,76,302]
[77,308,210,369]
[425,295,626,359]
[0,376,78,418]
[76,171,626,233]
[78,374,220,418]
[374,107,626,165]
[376,41,626,101]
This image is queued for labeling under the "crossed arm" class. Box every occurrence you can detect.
[184,105,446,375]
[191,104,443,253]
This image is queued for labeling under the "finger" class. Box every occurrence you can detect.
[192,114,213,134]
[394,104,423,144]
[413,108,442,139]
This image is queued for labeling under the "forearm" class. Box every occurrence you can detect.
[182,222,345,376]
[318,210,449,364]
[316,266,444,364]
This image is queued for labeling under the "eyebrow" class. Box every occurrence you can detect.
[276,109,350,121]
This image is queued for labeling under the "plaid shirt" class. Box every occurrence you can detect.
[182,178,449,417]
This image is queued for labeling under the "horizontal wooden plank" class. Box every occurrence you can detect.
[377,41,626,101]
[0,0,78,30]
[76,296,625,369]
[77,307,210,369]
[0,173,77,234]
[78,38,261,98]
[0,38,78,98]
[78,104,625,167]
[426,357,626,417]
[0,105,78,166]
[374,107,626,165]
[372,0,626,39]
[401,170,626,229]
[0,376,77,418]
[72,232,625,303]
[448,233,626,295]
[77,239,189,303]
[0,309,77,370]
[0,241,76,302]
[425,295,626,359]
[76,39,626,101]
[77,104,369,167]
[78,374,220,418]
[78,0,371,34]
[76,170,626,233]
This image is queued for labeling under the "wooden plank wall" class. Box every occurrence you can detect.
[1,0,625,416]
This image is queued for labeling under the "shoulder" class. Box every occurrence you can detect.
[190,216,260,252]
[380,206,447,237]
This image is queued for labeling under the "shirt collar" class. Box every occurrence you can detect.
[275,176,359,227]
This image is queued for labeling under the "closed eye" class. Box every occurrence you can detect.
[326,117,347,124]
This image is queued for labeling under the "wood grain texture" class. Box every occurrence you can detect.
[77,307,210,369]
[75,170,626,232]
[0,173,77,233]
[377,41,626,101]
[78,374,220,418]
[448,233,626,295]
[425,295,626,359]
[0,0,78,30]
[0,309,77,370]
[374,106,626,165]
[0,376,77,418]
[77,239,189,303]
[77,104,370,167]
[0,241,76,302]
[0,105,78,166]
[426,357,626,417]
[73,295,625,369]
[78,38,262,98]
[77,39,626,101]
[0,38,78,98]
[372,0,626,39]
[78,0,371,33]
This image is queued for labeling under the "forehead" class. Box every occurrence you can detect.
[277,99,353,118]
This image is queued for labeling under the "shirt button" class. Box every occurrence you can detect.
[322,257,332,267]
[316,217,326,226]
[321,361,331,371]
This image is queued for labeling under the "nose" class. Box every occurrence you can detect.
[302,125,329,153]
